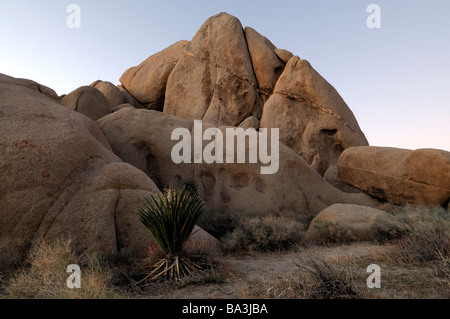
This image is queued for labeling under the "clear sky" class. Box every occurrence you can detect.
[1,0,449,151]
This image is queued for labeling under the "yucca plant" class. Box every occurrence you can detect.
[138,186,204,281]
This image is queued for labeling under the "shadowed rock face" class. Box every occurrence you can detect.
[97,107,378,237]
[0,74,217,269]
[338,146,450,206]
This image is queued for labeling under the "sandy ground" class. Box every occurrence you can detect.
[142,242,391,299]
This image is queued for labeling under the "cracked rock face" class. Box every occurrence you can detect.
[338,146,450,206]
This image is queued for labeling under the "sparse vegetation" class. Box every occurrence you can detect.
[176,270,225,289]
[371,205,449,263]
[1,204,448,299]
[310,220,356,245]
[293,249,361,299]
[222,215,304,253]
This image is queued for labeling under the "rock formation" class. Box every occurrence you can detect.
[338,146,450,206]
[60,85,112,121]
[1,12,448,269]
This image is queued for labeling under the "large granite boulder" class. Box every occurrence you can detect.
[338,146,450,206]
[90,80,128,108]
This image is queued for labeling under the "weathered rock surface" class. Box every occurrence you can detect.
[14,77,59,100]
[244,26,285,98]
[97,107,378,237]
[260,56,368,176]
[120,40,189,110]
[60,86,112,121]
[163,12,263,126]
[112,103,134,113]
[338,146,450,206]
[305,204,390,242]
[0,74,217,269]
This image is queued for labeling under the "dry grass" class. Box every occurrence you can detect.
[2,240,122,299]
[1,204,448,299]
[372,205,449,263]
[308,220,357,245]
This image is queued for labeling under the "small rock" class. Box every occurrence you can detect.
[305,204,390,242]
[274,48,294,63]
[60,86,111,121]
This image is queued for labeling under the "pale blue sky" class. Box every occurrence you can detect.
[1,0,449,151]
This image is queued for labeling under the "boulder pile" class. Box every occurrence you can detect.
[1,13,448,267]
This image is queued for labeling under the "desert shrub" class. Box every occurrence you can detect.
[310,220,356,245]
[372,205,450,263]
[294,251,361,299]
[3,240,120,299]
[222,215,304,253]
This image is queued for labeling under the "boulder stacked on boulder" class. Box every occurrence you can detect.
[163,13,264,126]
[117,12,368,176]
